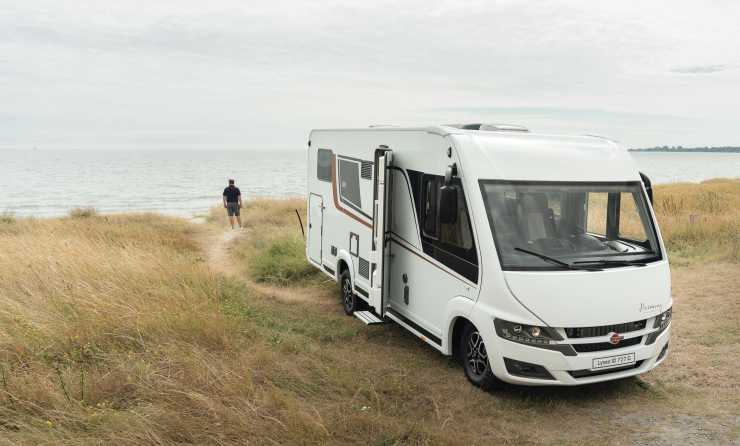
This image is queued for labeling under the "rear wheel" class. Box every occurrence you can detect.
[339,270,358,315]
[460,323,501,389]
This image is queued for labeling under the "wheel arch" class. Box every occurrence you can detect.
[335,250,354,283]
[450,316,473,362]
[443,296,476,356]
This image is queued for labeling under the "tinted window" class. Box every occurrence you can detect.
[408,170,478,283]
[421,175,474,250]
[317,149,332,182]
[339,158,362,208]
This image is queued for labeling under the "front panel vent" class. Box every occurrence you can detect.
[358,257,370,278]
[361,161,373,180]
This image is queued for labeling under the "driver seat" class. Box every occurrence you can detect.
[517,193,556,242]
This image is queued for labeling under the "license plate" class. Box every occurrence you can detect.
[592,353,636,370]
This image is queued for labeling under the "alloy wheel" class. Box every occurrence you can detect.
[342,276,353,312]
[466,330,489,377]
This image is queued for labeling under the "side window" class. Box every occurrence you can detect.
[339,158,362,208]
[586,192,608,236]
[410,170,478,283]
[439,182,474,250]
[317,149,332,182]
[619,192,648,242]
[422,174,474,250]
[422,176,441,238]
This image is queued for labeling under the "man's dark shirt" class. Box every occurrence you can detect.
[223,185,241,203]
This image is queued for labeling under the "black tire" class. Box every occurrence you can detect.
[339,270,358,315]
[460,323,501,390]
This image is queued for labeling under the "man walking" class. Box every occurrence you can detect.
[223,179,242,229]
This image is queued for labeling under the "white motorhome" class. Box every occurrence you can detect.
[305,124,671,388]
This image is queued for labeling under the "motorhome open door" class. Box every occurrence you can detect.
[369,147,392,318]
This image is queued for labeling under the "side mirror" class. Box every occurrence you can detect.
[439,185,458,224]
[639,172,653,204]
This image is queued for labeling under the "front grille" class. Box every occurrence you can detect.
[572,336,642,353]
[565,319,646,339]
[568,361,644,378]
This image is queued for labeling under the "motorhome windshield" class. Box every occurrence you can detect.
[479,181,662,270]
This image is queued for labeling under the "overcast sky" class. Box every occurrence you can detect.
[1,0,739,151]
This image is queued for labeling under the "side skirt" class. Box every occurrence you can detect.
[386,308,444,353]
[308,258,337,282]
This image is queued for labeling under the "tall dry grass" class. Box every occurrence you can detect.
[652,179,740,264]
[0,180,738,445]
[0,213,353,444]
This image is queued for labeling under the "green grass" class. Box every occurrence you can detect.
[248,234,322,286]
[217,277,360,349]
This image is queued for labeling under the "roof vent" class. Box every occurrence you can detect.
[447,123,530,132]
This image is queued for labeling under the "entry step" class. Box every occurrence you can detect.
[354,311,384,325]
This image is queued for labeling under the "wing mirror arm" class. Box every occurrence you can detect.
[444,163,457,186]
[639,171,653,204]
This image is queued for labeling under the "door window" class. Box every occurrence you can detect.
[409,170,478,283]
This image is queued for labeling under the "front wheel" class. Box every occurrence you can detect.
[460,323,501,389]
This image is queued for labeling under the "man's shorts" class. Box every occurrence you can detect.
[226,202,241,217]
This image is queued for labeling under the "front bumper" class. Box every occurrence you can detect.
[488,324,671,386]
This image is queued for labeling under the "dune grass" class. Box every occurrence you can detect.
[0,180,738,445]
[651,179,740,264]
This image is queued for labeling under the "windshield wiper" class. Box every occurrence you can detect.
[574,259,648,267]
[514,247,602,272]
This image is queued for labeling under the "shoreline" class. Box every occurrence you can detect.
[3,177,739,220]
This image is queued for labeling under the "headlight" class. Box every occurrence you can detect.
[653,307,672,329]
[646,307,672,345]
[494,318,576,356]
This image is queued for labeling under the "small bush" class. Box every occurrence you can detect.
[0,211,15,224]
[250,235,319,286]
[69,207,98,218]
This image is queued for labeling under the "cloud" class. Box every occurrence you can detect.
[671,65,730,74]
[0,0,738,150]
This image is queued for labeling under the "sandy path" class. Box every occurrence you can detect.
[197,223,334,305]
[204,228,243,277]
